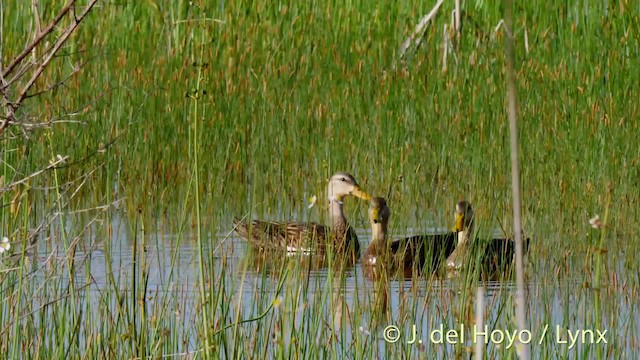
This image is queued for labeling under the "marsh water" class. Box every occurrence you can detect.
[35,208,638,359]
[4,1,640,358]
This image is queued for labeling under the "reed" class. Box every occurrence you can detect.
[0,0,638,358]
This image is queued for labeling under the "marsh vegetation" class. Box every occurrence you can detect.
[1,1,638,358]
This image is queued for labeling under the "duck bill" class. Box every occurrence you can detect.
[351,186,372,201]
[453,213,464,232]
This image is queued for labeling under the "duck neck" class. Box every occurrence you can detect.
[329,197,347,228]
[457,222,474,246]
[371,222,387,244]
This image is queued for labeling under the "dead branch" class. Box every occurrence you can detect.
[24,55,95,99]
[0,0,99,135]
[399,0,445,59]
[0,155,69,194]
[2,0,75,80]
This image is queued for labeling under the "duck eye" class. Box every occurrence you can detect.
[341,177,346,182]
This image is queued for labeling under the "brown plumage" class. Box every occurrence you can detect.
[233,172,370,255]
[232,218,359,253]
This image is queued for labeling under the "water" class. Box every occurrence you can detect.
[28,210,639,358]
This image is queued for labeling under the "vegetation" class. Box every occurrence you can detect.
[1,0,638,358]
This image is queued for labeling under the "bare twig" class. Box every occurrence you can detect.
[503,0,530,359]
[0,278,95,336]
[5,118,86,131]
[2,0,75,79]
[10,1,98,117]
[399,0,445,59]
[0,74,17,129]
[0,155,69,193]
[0,196,117,338]
[1,0,99,135]
[24,56,95,99]
[0,125,121,201]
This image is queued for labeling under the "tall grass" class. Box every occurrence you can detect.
[1,0,639,358]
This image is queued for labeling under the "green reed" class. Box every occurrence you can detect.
[1,0,639,358]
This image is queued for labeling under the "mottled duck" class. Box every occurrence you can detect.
[362,197,458,276]
[233,172,371,255]
[446,201,531,277]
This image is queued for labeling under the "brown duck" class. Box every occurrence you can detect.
[233,172,371,255]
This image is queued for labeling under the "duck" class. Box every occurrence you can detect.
[446,201,531,277]
[445,200,475,269]
[362,197,458,276]
[233,172,371,255]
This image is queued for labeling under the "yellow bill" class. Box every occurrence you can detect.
[351,186,372,201]
[371,207,380,223]
[453,212,464,232]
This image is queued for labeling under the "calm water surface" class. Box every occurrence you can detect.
[33,210,639,358]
